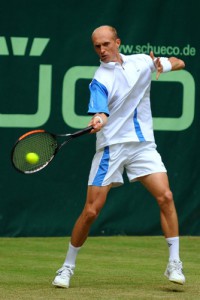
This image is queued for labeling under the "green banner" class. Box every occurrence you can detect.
[0,0,199,236]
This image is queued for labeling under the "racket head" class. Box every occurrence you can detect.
[11,130,58,174]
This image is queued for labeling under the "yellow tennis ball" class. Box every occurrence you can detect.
[25,152,39,164]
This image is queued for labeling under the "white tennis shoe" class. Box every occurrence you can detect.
[52,265,74,288]
[164,260,185,285]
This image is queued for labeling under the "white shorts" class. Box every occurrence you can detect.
[88,142,167,187]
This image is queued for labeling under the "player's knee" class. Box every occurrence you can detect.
[157,190,173,208]
[84,207,99,224]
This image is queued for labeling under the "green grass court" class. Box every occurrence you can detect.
[0,236,199,300]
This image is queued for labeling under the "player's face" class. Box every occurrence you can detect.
[92,28,121,63]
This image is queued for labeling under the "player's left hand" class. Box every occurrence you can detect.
[150,51,163,80]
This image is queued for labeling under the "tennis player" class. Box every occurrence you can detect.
[53,25,185,288]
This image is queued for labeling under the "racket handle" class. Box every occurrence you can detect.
[71,126,93,138]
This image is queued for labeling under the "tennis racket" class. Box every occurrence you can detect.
[11,126,93,174]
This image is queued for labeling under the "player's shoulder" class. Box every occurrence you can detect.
[122,53,154,71]
[123,53,152,64]
[93,63,114,85]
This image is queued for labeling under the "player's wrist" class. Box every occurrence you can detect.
[160,58,172,72]
[93,115,104,124]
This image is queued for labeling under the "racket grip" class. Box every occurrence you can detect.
[71,126,93,138]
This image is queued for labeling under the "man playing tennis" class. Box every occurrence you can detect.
[52,25,185,288]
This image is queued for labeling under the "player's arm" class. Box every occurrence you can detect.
[87,79,109,133]
[150,51,185,80]
[168,56,185,70]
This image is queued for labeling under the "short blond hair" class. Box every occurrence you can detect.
[91,25,119,40]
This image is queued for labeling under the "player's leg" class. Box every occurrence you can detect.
[53,144,125,288]
[139,172,185,284]
[71,185,111,247]
[52,184,111,288]
[139,172,178,238]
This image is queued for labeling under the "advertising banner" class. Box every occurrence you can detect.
[0,0,199,236]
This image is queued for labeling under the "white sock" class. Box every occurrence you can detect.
[166,236,180,261]
[63,242,81,268]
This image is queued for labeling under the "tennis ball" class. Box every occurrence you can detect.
[25,152,39,164]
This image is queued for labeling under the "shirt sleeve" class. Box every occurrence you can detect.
[88,79,110,116]
[142,54,156,72]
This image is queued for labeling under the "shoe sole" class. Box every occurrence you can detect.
[52,281,69,288]
[164,272,185,285]
[169,279,185,285]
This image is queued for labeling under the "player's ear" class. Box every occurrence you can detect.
[116,38,121,48]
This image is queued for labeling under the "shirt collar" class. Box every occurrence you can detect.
[100,53,127,69]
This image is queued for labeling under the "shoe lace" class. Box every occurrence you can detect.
[170,260,183,274]
[57,266,74,278]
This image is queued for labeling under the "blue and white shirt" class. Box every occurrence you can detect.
[88,53,157,151]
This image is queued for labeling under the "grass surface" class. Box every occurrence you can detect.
[0,236,199,299]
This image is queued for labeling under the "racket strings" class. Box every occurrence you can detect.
[12,132,57,173]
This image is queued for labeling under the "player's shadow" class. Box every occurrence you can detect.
[161,287,185,293]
